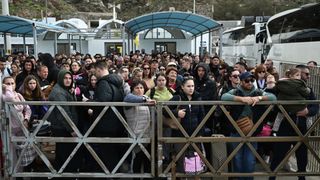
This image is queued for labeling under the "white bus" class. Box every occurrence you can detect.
[221,22,265,67]
[265,3,320,65]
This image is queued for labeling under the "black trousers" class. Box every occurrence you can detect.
[52,128,82,179]
[269,116,308,180]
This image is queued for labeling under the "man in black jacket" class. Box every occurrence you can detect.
[91,60,125,172]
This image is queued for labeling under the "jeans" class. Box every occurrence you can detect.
[230,132,258,180]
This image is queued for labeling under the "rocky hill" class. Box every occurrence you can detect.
[3,0,320,21]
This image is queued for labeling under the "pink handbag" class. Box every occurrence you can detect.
[184,151,206,174]
[257,124,272,137]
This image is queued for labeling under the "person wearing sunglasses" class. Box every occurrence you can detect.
[221,71,276,179]
[142,63,155,90]
[218,69,240,98]
[254,64,268,90]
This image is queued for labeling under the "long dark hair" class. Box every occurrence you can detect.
[21,75,43,101]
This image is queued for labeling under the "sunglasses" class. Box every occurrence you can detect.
[302,72,310,76]
[244,78,255,83]
[258,71,266,73]
[232,75,239,78]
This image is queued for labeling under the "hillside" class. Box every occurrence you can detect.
[3,0,320,21]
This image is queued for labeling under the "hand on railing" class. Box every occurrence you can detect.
[82,94,89,102]
[296,107,308,117]
[178,109,186,118]
[146,99,156,105]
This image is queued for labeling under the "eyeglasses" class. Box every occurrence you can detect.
[258,71,266,73]
[244,78,255,83]
[231,75,239,78]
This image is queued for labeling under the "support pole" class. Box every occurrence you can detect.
[68,34,72,55]
[131,34,136,52]
[33,24,38,57]
[208,30,212,55]
[194,35,196,55]
[122,24,126,56]
[200,33,203,58]
[219,26,223,57]
[127,33,130,54]
[2,0,11,55]
[4,33,7,55]
[23,35,26,55]
[79,35,82,53]
[54,33,57,55]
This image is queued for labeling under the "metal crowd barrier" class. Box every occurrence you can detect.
[156,100,320,179]
[1,100,320,179]
[1,101,155,179]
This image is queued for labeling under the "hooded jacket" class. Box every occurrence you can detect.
[92,74,125,136]
[39,53,60,84]
[15,60,36,90]
[48,70,78,132]
[194,63,217,101]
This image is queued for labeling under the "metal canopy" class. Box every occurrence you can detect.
[0,15,65,35]
[125,11,221,36]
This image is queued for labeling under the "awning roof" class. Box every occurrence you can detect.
[0,15,67,35]
[125,11,221,36]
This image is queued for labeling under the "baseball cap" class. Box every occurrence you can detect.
[239,72,255,81]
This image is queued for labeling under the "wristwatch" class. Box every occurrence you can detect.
[258,96,263,101]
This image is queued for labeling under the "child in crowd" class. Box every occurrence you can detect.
[272,68,310,132]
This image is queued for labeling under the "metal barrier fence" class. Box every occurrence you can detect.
[1,100,320,179]
[156,100,320,178]
[1,101,155,179]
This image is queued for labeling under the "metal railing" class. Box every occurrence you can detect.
[1,100,320,179]
[156,100,320,178]
[1,101,155,179]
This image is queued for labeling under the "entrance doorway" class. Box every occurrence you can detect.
[58,43,76,56]
[154,42,176,54]
[105,42,123,56]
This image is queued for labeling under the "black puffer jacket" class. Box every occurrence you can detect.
[170,91,205,137]
[48,70,78,133]
[92,74,125,136]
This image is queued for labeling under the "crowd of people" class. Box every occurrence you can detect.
[0,51,319,180]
